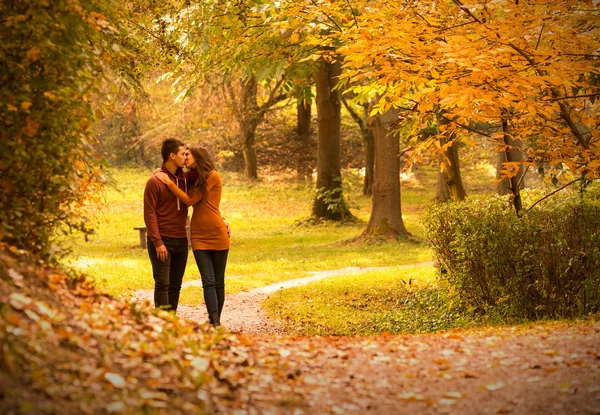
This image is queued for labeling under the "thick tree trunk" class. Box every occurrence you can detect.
[500,117,523,213]
[436,114,467,201]
[240,77,260,179]
[296,99,312,180]
[365,107,410,237]
[312,58,352,220]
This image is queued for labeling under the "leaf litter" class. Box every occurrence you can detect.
[0,247,599,414]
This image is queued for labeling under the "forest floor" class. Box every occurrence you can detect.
[3,250,599,415]
[128,262,600,414]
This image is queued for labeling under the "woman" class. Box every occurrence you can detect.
[155,146,230,326]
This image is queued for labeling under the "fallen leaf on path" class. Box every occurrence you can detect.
[484,382,504,391]
[105,372,126,388]
[9,293,32,310]
[106,401,125,412]
[559,382,571,392]
[8,269,24,286]
[398,391,425,401]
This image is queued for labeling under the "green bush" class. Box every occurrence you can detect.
[422,193,600,320]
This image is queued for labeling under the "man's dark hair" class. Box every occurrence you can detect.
[161,138,185,162]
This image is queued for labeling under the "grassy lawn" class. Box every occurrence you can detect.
[263,264,484,336]
[62,168,437,301]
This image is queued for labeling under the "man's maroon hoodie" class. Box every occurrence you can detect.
[143,165,189,249]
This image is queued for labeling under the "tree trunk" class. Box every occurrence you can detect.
[365,107,410,237]
[500,116,523,213]
[362,105,375,196]
[435,156,451,201]
[240,77,260,179]
[296,99,312,180]
[312,57,352,220]
[496,124,525,196]
[437,114,467,201]
[341,98,374,196]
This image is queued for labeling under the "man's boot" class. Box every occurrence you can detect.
[208,311,221,327]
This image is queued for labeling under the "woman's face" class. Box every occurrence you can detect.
[185,151,196,169]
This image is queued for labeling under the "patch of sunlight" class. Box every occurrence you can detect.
[69,257,144,269]
[475,161,496,178]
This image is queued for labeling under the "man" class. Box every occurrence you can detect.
[144,138,189,312]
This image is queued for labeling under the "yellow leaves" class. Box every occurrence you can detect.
[22,116,40,137]
[5,312,21,327]
[430,68,440,79]
[20,101,32,110]
[26,47,41,62]
[290,32,300,43]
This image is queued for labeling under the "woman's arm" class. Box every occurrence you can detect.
[154,172,203,206]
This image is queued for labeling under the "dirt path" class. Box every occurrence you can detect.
[237,322,600,414]
[130,264,600,414]
[132,262,434,333]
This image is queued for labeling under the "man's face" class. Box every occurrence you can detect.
[172,146,186,168]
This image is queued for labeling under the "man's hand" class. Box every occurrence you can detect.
[156,244,168,262]
[223,217,231,238]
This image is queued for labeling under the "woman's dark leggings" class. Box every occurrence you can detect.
[193,249,229,317]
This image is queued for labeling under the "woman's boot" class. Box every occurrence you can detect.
[208,311,221,327]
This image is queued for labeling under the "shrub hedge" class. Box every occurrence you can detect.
[423,193,600,320]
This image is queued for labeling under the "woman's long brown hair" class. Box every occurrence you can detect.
[188,146,216,199]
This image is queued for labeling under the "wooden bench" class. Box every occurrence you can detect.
[134,226,191,249]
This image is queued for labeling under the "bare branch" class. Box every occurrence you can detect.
[545,92,600,102]
[309,0,343,32]
[526,178,582,212]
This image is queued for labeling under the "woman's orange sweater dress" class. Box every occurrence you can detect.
[167,170,229,251]
[189,171,229,251]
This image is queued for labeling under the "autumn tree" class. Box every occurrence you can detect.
[436,114,467,201]
[311,57,350,218]
[295,93,313,180]
[337,0,599,213]
[364,106,410,237]
[223,76,288,178]
[0,0,124,255]
[139,0,319,179]
[342,96,375,196]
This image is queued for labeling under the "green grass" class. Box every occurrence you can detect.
[263,264,484,336]
[62,167,433,301]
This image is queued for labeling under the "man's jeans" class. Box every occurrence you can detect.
[147,237,188,312]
